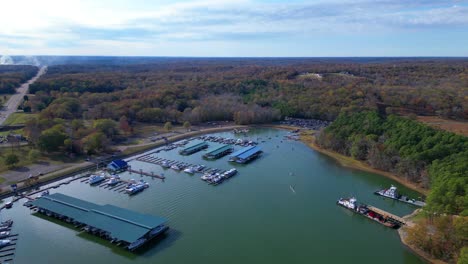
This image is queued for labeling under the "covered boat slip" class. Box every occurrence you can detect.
[229,145,262,163]
[179,142,209,155]
[203,145,234,159]
[30,193,167,250]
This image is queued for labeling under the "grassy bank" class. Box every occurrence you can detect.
[299,130,428,196]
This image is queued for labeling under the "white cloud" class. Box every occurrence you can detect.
[1,0,467,55]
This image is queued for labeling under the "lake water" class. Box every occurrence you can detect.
[3,128,424,264]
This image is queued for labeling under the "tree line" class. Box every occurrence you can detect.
[316,110,467,263]
[0,65,38,94]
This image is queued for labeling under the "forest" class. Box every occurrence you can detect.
[20,58,468,155]
[0,65,38,94]
[316,111,467,262]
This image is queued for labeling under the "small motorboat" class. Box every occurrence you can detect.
[0,239,10,248]
[4,201,12,209]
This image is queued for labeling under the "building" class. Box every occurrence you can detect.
[107,159,128,172]
[228,145,262,163]
[179,142,208,155]
[30,193,168,251]
[203,145,233,159]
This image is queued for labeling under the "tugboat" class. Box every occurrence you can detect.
[374,185,426,207]
[337,197,401,229]
[88,174,105,185]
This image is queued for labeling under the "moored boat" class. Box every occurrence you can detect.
[161,161,170,168]
[88,174,105,185]
[106,176,121,186]
[374,185,426,207]
[183,167,195,174]
[4,201,12,209]
[0,231,9,239]
[0,239,10,248]
[222,168,237,179]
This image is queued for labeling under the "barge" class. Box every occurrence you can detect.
[374,185,426,207]
[337,197,403,229]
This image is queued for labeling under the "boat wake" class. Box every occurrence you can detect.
[289,185,296,194]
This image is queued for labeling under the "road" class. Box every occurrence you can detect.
[0,66,47,125]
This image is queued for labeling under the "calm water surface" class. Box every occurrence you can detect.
[4,128,424,264]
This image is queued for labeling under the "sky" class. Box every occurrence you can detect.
[1,0,468,57]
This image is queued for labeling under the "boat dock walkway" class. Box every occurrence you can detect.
[1,174,90,211]
[135,155,224,175]
[0,223,18,263]
[79,174,154,194]
[367,205,407,225]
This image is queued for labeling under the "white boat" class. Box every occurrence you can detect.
[337,197,357,210]
[171,164,183,171]
[88,174,105,185]
[183,167,195,174]
[106,176,121,186]
[0,239,10,248]
[0,231,9,239]
[374,185,426,207]
[4,201,12,209]
[161,161,170,168]
[222,168,237,179]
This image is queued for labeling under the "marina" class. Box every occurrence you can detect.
[0,128,424,264]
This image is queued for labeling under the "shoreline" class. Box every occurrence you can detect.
[0,125,248,198]
[398,210,446,264]
[289,127,436,263]
[297,130,428,196]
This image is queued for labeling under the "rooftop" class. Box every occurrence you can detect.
[230,145,256,158]
[237,146,262,160]
[180,142,208,153]
[31,193,166,243]
[205,145,233,156]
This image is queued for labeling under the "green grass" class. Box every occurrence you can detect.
[0,128,24,136]
[3,112,37,125]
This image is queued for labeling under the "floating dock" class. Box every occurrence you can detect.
[30,193,168,251]
[179,142,209,155]
[203,145,234,159]
[228,145,262,163]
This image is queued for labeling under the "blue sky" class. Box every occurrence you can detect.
[1,0,467,56]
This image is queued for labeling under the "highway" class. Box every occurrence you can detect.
[0,66,47,125]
